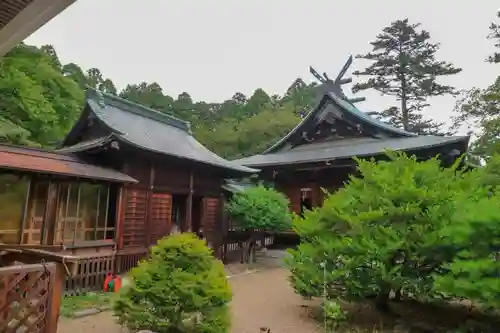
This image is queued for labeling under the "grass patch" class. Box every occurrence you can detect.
[60,292,113,318]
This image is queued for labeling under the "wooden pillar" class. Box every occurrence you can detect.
[115,185,125,251]
[114,185,125,274]
[145,162,155,246]
[46,263,65,333]
[184,172,194,232]
[17,178,32,244]
[44,181,59,245]
[117,162,131,251]
[218,192,227,262]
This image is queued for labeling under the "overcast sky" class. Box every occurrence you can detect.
[26,0,499,133]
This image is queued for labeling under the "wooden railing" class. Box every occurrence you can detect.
[0,263,57,333]
[65,254,115,294]
[219,230,274,264]
[0,247,78,333]
[64,248,148,293]
[115,248,148,275]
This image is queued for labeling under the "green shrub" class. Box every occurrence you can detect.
[433,166,500,308]
[286,152,468,310]
[225,185,292,231]
[113,233,232,333]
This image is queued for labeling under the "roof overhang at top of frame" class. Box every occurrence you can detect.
[0,0,76,57]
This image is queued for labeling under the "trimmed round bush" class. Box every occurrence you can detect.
[113,233,232,333]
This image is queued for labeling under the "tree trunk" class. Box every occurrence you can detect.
[400,74,409,132]
[375,284,391,312]
[248,231,257,264]
[394,287,402,301]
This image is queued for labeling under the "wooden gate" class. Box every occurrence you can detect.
[0,262,57,333]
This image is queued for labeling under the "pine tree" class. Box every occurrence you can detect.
[487,11,500,64]
[353,19,461,134]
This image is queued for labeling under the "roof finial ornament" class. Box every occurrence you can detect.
[309,55,366,104]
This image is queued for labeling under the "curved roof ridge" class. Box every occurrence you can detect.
[83,95,256,174]
[262,97,322,154]
[263,91,417,154]
[85,88,191,133]
[327,92,417,138]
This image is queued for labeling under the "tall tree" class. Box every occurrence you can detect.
[0,44,83,146]
[488,11,500,64]
[453,11,500,159]
[353,19,461,134]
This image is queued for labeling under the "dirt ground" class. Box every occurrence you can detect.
[56,267,320,333]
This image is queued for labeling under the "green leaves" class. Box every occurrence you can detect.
[353,18,460,134]
[487,11,500,64]
[1,42,312,157]
[113,233,231,333]
[287,152,500,310]
[0,43,84,147]
[225,185,292,231]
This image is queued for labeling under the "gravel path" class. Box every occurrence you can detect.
[57,268,319,333]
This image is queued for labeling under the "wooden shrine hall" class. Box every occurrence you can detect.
[0,88,256,291]
[233,57,470,215]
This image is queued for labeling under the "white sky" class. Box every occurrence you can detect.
[26,0,499,134]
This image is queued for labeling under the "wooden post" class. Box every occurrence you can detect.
[115,186,125,251]
[217,193,226,261]
[17,178,32,244]
[145,162,155,246]
[115,185,125,274]
[184,172,194,232]
[46,262,66,333]
[44,182,59,246]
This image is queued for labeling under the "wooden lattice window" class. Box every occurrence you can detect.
[149,193,172,245]
[202,197,219,232]
[122,189,147,247]
[0,173,29,244]
[55,182,113,244]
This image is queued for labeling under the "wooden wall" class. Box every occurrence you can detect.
[272,166,353,214]
[148,193,173,245]
[117,149,226,252]
[121,188,148,248]
[201,197,220,234]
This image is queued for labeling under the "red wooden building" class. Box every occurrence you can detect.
[0,89,255,290]
[233,61,470,215]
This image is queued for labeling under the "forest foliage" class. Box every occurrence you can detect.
[0,42,313,158]
[0,13,498,160]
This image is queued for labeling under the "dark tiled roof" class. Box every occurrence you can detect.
[0,144,137,183]
[264,92,416,154]
[233,135,469,167]
[84,89,256,174]
[327,92,417,137]
[57,135,113,153]
[234,90,469,167]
